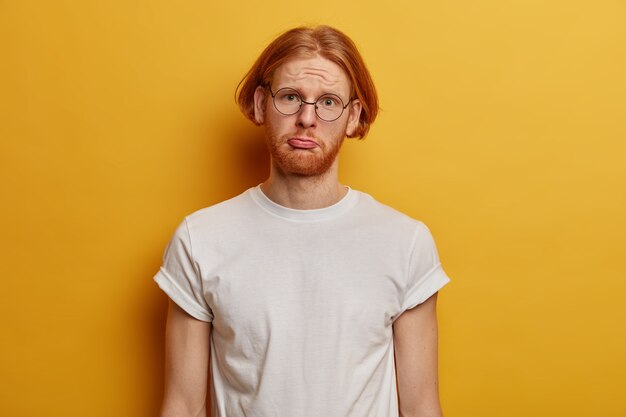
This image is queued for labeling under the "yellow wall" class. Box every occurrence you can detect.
[2,1,625,416]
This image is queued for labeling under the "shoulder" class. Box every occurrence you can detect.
[182,187,257,233]
[352,189,427,230]
[348,189,438,251]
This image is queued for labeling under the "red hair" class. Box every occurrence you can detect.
[236,25,378,139]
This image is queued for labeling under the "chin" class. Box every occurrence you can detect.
[274,151,337,177]
[265,130,345,177]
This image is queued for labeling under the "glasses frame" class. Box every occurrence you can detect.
[268,85,352,122]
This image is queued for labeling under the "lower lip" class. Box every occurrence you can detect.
[287,138,318,149]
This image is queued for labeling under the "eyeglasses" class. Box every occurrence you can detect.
[268,86,351,122]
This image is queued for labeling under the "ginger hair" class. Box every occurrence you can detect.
[236,25,378,139]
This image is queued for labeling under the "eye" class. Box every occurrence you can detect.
[318,94,342,108]
[277,89,301,103]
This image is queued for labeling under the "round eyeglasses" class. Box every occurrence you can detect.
[268,86,351,122]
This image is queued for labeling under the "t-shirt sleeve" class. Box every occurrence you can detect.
[400,221,451,313]
[153,218,213,322]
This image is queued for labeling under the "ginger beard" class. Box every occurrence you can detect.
[264,128,346,177]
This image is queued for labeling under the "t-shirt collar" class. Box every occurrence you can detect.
[249,184,359,222]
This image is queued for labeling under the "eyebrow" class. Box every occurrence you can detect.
[273,86,349,103]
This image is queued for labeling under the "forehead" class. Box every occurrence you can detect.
[272,55,351,95]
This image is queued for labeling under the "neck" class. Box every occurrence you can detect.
[261,159,347,210]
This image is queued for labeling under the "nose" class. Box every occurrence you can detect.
[296,102,317,129]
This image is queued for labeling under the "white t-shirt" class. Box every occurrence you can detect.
[154,185,450,417]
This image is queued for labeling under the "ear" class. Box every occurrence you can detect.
[253,86,267,125]
[345,98,363,138]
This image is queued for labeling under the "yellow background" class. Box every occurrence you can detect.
[2,1,625,416]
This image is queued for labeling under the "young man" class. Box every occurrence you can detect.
[155,25,451,417]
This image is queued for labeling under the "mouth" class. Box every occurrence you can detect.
[287,137,319,150]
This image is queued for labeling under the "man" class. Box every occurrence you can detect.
[154,25,451,417]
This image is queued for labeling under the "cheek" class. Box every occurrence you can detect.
[264,113,291,140]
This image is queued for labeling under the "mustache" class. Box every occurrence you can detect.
[286,130,317,139]
[284,130,321,142]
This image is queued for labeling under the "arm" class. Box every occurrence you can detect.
[393,292,443,417]
[160,299,211,417]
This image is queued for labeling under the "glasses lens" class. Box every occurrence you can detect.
[273,88,302,115]
[315,94,345,121]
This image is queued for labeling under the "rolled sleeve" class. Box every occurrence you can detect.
[153,218,213,322]
[401,222,451,312]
